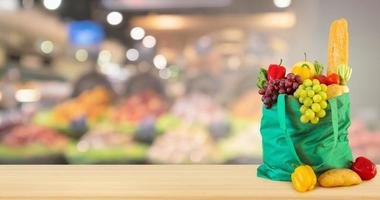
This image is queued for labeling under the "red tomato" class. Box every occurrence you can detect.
[327,73,340,85]
[313,75,328,85]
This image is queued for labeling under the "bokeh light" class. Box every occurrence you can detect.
[126,48,139,61]
[130,27,145,40]
[153,54,167,69]
[75,49,88,62]
[142,35,156,48]
[43,0,62,10]
[107,11,123,26]
[273,0,291,8]
[40,40,54,54]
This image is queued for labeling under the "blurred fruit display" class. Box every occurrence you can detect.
[230,90,262,121]
[113,90,167,123]
[52,86,111,125]
[0,124,69,163]
[65,129,148,164]
[208,119,231,140]
[134,116,157,144]
[349,120,380,162]
[171,92,226,124]
[217,122,262,163]
[148,126,216,163]
[0,111,25,138]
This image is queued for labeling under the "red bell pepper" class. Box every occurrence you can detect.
[267,60,286,81]
[351,156,377,180]
[326,73,340,85]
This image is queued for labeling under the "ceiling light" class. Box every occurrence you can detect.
[126,48,139,61]
[153,55,167,69]
[273,0,291,8]
[130,27,145,40]
[142,35,156,48]
[107,11,123,26]
[43,0,62,10]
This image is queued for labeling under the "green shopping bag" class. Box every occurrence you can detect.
[257,93,353,181]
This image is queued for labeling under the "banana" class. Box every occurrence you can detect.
[327,18,349,75]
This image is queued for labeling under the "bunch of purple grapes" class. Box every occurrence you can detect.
[258,73,302,108]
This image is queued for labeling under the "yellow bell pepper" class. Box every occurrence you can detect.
[291,62,315,81]
[291,165,317,192]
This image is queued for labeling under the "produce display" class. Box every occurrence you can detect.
[0,124,69,163]
[2,125,68,148]
[0,15,377,171]
[113,90,166,123]
[148,126,216,164]
[171,92,226,124]
[51,86,111,125]
[217,122,261,163]
[65,129,148,164]
[349,120,380,162]
[0,111,25,138]
[229,90,261,121]
[257,18,378,192]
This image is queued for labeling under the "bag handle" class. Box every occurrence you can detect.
[329,98,339,147]
[278,95,340,166]
[277,94,302,166]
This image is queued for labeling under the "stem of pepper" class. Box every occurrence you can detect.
[279,59,283,66]
[302,52,310,68]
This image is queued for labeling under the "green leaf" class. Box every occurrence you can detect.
[256,68,268,89]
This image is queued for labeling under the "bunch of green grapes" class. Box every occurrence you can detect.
[294,79,328,124]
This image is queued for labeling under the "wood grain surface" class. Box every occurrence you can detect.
[0,165,378,200]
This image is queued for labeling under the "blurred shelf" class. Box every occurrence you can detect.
[0,165,379,200]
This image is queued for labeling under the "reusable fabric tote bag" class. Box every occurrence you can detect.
[257,93,353,181]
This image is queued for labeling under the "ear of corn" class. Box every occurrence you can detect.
[327,18,349,75]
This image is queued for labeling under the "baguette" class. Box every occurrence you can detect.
[327,18,349,75]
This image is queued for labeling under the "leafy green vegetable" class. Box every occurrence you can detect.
[256,68,268,89]
[314,60,324,75]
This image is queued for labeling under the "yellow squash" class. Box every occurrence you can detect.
[318,168,362,187]
[291,165,317,192]
[327,18,349,75]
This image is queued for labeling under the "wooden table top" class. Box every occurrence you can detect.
[0,165,378,200]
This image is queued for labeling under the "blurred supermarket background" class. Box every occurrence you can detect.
[0,0,379,164]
